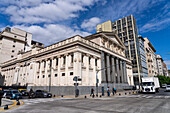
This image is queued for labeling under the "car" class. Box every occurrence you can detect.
[162,84,167,88]
[6,90,22,99]
[3,90,9,98]
[166,85,170,91]
[18,89,29,96]
[34,90,52,98]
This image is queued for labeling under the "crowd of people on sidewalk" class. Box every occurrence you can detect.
[107,87,116,96]
[90,87,117,97]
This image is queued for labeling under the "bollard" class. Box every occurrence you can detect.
[100,95,102,98]
[129,92,131,94]
[53,95,56,97]
[92,94,95,98]
[119,93,121,96]
[61,95,64,97]
[125,93,127,95]
[4,105,8,109]
[84,96,87,98]
[17,100,20,105]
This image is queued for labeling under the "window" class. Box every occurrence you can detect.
[43,75,45,78]
[13,45,15,47]
[11,55,14,58]
[89,57,91,65]
[44,61,46,68]
[12,50,14,53]
[55,74,58,77]
[39,62,40,69]
[48,74,50,77]
[13,40,16,43]
[95,59,97,66]
[71,55,74,63]
[70,72,73,76]
[37,76,39,79]
[62,73,65,76]
[56,58,58,66]
[14,36,17,38]
[82,55,84,63]
[63,56,66,64]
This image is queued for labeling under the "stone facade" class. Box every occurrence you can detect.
[0,32,133,95]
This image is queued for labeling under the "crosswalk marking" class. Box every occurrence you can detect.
[118,95,170,99]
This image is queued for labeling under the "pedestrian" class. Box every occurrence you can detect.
[114,87,117,94]
[0,88,3,106]
[91,88,94,97]
[107,87,110,96]
[112,88,115,96]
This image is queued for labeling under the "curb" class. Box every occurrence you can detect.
[0,100,23,112]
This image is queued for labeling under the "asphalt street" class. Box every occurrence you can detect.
[4,88,170,113]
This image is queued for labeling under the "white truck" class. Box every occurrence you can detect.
[141,77,160,93]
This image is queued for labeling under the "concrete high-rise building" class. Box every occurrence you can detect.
[97,15,144,85]
[0,27,32,64]
[163,62,168,76]
[156,54,164,75]
[144,38,158,76]
[0,27,44,64]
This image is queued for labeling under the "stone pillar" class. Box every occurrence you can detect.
[116,58,120,83]
[101,51,106,82]
[111,56,116,83]
[123,61,127,83]
[120,60,124,83]
[106,54,111,83]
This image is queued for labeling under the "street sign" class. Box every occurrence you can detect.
[73,76,77,81]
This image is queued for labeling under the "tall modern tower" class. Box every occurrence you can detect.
[97,15,147,86]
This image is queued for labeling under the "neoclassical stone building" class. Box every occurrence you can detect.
[0,32,133,95]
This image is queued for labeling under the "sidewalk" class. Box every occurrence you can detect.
[0,98,14,109]
[56,90,139,99]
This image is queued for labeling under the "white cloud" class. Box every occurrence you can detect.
[140,18,170,33]
[81,17,101,32]
[0,0,100,24]
[13,24,91,45]
[164,61,170,70]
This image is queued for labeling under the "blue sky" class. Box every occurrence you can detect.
[0,0,169,69]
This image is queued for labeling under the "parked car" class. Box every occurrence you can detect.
[34,90,52,98]
[6,90,22,99]
[162,84,167,88]
[3,90,8,98]
[18,89,29,96]
[166,85,170,91]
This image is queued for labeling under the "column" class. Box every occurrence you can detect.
[120,60,124,83]
[123,61,127,83]
[101,51,106,82]
[116,58,120,83]
[106,54,111,83]
[111,56,116,83]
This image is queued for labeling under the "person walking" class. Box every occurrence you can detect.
[91,88,94,97]
[107,87,110,96]
[114,87,117,94]
[112,88,115,96]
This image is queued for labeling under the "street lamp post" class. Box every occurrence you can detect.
[49,60,52,92]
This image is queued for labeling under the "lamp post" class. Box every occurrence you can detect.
[16,67,20,86]
[49,60,52,92]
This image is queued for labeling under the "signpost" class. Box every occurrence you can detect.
[73,76,81,97]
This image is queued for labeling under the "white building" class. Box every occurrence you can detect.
[0,32,133,95]
[156,54,164,75]
[144,38,158,76]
